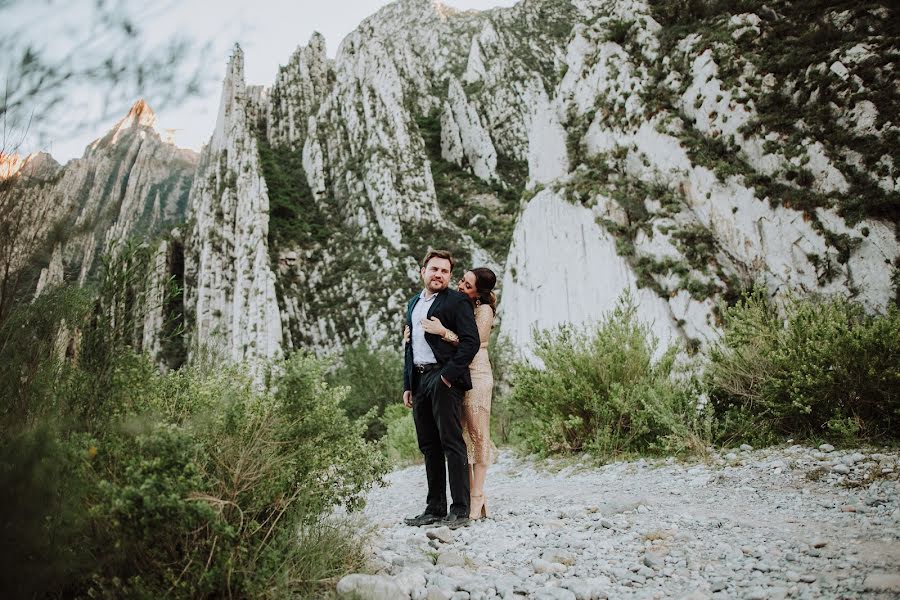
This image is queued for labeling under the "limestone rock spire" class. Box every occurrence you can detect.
[185,43,283,374]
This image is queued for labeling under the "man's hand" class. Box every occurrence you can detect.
[403,390,413,408]
[441,375,451,388]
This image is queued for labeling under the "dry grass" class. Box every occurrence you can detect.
[805,466,829,481]
[841,463,899,489]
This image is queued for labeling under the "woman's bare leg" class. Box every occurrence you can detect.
[469,463,489,518]
[472,464,488,496]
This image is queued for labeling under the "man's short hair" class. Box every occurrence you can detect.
[422,248,454,271]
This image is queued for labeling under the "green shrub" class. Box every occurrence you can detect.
[380,404,422,466]
[0,427,89,599]
[271,354,389,513]
[92,355,386,598]
[327,342,403,440]
[507,295,702,458]
[706,288,900,444]
[0,286,92,428]
[0,279,388,598]
[605,19,633,45]
[488,331,517,445]
[85,423,227,597]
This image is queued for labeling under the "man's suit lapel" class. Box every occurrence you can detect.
[407,294,420,324]
[427,289,447,319]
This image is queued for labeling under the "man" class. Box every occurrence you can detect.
[403,249,480,529]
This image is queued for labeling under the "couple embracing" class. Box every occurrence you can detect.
[402,249,497,530]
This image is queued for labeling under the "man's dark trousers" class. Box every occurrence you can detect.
[412,367,469,518]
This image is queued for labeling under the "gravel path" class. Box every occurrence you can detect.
[339,445,900,600]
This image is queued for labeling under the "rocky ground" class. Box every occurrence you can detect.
[337,445,900,599]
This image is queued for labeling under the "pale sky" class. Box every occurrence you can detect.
[5,0,518,164]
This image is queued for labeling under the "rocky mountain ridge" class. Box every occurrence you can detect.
[1,100,197,354]
[4,0,898,369]
[189,0,898,364]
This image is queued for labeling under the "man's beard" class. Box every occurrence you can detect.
[426,278,448,291]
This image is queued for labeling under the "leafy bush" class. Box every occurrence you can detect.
[85,423,227,597]
[488,331,517,445]
[706,289,900,444]
[76,355,387,598]
[0,276,387,598]
[380,404,422,466]
[507,295,702,458]
[0,427,89,599]
[327,342,403,440]
[271,355,389,513]
[0,286,91,428]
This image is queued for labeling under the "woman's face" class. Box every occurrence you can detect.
[457,271,478,299]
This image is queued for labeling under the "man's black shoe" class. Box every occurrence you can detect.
[443,513,471,529]
[404,512,445,527]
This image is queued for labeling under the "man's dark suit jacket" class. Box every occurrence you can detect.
[404,288,480,393]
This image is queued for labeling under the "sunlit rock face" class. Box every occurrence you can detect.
[58,100,197,284]
[177,0,898,361]
[182,47,283,369]
[10,0,898,368]
[497,0,899,358]
[4,100,195,281]
[1,100,196,364]
[501,188,687,361]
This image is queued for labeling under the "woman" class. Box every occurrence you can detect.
[407,267,498,520]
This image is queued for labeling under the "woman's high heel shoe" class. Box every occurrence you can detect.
[469,494,489,520]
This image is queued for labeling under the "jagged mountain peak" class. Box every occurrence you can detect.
[20,152,61,179]
[124,99,157,127]
[230,43,245,64]
[429,0,464,17]
[0,151,61,180]
[305,31,327,53]
[210,45,248,153]
[0,152,26,180]
[85,98,164,155]
[353,0,461,35]
[110,98,158,139]
[381,0,454,13]
[282,33,330,75]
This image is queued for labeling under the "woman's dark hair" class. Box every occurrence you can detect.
[470,267,497,312]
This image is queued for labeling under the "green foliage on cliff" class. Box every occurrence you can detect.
[649,0,900,225]
[415,110,524,261]
[501,0,580,91]
[256,136,329,250]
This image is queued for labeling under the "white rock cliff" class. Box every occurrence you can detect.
[7,0,898,366]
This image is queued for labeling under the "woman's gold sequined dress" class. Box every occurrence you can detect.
[462,303,497,465]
